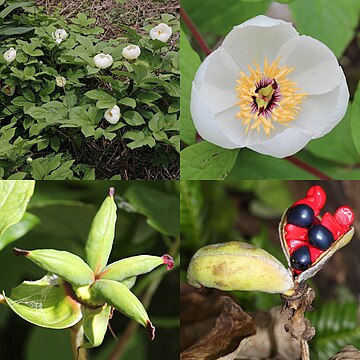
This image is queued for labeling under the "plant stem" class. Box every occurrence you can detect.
[70,322,88,360]
[300,339,310,360]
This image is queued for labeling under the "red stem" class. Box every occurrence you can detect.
[182,8,333,181]
[285,156,332,180]
[180,7,211,56]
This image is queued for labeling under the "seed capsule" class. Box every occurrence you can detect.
[13,248,94,287]
[187,241,294,294]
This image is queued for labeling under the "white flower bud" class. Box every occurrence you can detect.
[56,76,67,87]
[3,48,17,63]
[122,45,141,60]
[93,53,113,69]
[52,29,68,44]
[150,23,172,43]
[104,105,121,124]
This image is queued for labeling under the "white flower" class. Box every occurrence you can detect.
[55,76,66,87]
[1,85,15,96]
[191,15,349,158]
[52,29,68,44]
[104,105,121,124]
[150,23,172,43]
[3,48,16,63]
[93,53,113,69]
[122,45,141,60]
[56,76,66,87]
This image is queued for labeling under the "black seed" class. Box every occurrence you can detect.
[290,246,312,271]
[287,204,315,228]
[308,224,334,250]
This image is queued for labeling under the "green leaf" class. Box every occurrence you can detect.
[182,0,271,40]
[307,301,360,360]
[0,181,35,237]
[119,97,136,108]
[0,212,40,251]
[125,185,180,237]
[181,141,239,180]
[351,81,360,155]
[84,90,117,109]
[289,0,360,57]
[4,275,82,329]
[123,111,145,126]
[306,105,358,165]
[180,27,200,145]
[137,92,162,103]
[227,149,316,179]
[180,181,205,248]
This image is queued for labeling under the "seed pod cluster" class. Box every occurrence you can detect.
[279,185,355,283]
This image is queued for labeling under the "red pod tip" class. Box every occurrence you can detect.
[13,247,30,256]
[146,320,156,341]
[161,254,174,270]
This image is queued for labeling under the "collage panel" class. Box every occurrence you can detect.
[180,0,360,180]
[0,0,179,180]
[0,180,179,359]
[181,180,360,360]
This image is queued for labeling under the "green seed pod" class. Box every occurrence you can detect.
[81,305,111,348]
[98,254,174,282]
[121,276,137,289]
[187,241,294,294]
[91,279,155,340]
[13,248,94,287]
[85,188,117,275]
[3,274,82,329]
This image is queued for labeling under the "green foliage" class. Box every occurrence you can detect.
[180,27,199,145]
[289,0,360,58]
[0,10,179,179]
[307,301,360,360]
[181,141,239,180]
[0,0,35,36]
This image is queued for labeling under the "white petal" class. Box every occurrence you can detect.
[248,127,313,158]
[277,36,341,95]
[290,68,349,136]
[193,48,239,114]
[222,15,299,71]
[314,67,349,137]
[190,86,239,149]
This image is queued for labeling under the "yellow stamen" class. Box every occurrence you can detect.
[235,57,307,137]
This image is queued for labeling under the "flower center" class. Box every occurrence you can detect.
[235,57,307,137]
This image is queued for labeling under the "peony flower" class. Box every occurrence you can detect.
[104,105,121,124]
[93,53,113,69]
[190,15,349,158]
[1,85,15,96]
[122,45,141,60]
[52,29,68,44]
[3,48,16,63]
[56,76,66,87]
[150,23,172,43]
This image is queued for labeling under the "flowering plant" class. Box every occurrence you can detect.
[181,1,360,181]
[0,11,179,180]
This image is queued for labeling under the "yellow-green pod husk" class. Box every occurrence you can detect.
[187,241,294,294]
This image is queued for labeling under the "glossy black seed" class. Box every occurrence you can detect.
[290,246,312,271]
[287,204,315,228]
[308,224,334,250]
